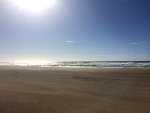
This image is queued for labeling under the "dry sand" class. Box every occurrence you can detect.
[0,66,150,113]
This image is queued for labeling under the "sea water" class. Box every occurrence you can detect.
[0,61,150,68]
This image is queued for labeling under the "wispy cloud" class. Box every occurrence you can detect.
[65,40,75,43]
[130,42,145,45]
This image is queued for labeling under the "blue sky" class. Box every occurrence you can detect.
[0,0,150,61]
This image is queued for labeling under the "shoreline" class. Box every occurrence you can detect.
[0,65,150,69]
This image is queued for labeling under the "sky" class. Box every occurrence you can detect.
[0,0,150,62]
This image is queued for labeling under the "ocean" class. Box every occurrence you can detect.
[0,61,150,68]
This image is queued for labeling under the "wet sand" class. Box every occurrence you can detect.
[0,66,150,113]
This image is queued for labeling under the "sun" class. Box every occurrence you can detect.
[9,0,56,13]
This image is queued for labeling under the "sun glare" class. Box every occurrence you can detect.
[13,60,51,66]
[10,0,56,13]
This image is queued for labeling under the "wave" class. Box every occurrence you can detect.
[0,61,150,68]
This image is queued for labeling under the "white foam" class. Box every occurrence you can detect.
[0,61,150,68]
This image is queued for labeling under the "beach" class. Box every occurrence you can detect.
[0,66,150,113]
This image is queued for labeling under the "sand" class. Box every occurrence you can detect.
[0,66,150,113]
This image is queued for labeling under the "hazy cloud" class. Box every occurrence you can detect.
[94,54,150,61]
